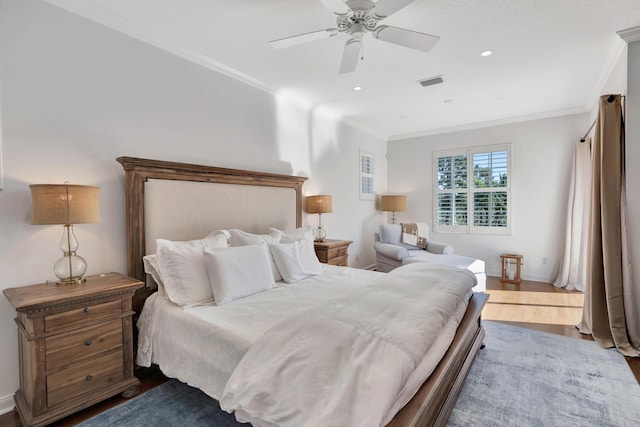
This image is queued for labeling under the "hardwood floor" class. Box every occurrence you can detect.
[1,276,638,426]
[484,277,586,338]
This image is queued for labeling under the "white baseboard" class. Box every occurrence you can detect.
[486,272,552,284]
[0,393,14,416]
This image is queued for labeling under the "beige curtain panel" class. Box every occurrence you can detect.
[552,140,591,292]
[579,94,640,357]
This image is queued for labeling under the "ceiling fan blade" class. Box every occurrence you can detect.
[318,0,350,15]
[270,28,340,49]
[372,0,417,19]
[373,25,439,52]
[339,39,362,74]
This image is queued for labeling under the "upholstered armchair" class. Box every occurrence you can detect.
[375,224,453,273]
[374,224,486,292]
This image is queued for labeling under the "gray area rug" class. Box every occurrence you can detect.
[78,321,640,426]
[448,321,640,426]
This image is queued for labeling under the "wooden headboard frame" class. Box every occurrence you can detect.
[116,156,307,311]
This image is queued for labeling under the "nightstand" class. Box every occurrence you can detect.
[313,239,352,266]
[3,272,143,427]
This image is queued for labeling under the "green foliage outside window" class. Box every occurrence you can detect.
[435,148,510,232]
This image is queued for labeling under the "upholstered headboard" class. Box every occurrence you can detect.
[117,157,307,311]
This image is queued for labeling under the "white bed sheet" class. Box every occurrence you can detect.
[136,264,470,406]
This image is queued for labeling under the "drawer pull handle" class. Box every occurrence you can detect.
[83,307,90,313]
[86,375,93,381]
[84,339,92,346]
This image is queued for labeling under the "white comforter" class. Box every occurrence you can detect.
[220,263,476,427]
[136,265,384,398]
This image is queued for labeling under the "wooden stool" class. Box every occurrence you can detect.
[500,253,523,284]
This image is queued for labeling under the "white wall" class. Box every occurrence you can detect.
[624,32,640,327]
[387,114,589,281]
[588,44,628,121]
[0,0,387,406]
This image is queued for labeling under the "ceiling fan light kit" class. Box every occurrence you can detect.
[270,0,440,73]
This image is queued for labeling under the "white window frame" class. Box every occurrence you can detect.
[359,150,375,201]
[433,144,512,235]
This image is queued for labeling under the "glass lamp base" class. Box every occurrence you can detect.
[54,225,88,285]
[314,226,327,242]
[56,276,87,286]
[54,253,88,286]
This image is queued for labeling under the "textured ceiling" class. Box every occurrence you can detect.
[45,0,640,140]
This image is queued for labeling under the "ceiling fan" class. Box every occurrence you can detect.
[270,0,439,74]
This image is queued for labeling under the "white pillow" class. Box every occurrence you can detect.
[269,240,324,283]
[156,231,229,306]
[203,245,276,305]
[142,254,165,296]
[269,226,315,243]
[207,229,231,244]
[229,229,282,281]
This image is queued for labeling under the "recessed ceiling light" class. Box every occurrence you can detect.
[353,86,362,91]
[481,50,493,57]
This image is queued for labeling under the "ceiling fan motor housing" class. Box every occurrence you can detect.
[337,0,379,37]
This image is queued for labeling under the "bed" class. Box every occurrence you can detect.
[117,156,488,427]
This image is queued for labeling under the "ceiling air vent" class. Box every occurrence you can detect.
[418,75,443,87]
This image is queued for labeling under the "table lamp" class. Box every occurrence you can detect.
[306,195,333,242]
[380,194,407,224]
[30,183,101,285]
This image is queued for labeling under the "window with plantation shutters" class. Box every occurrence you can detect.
[436,154,468,231]
[433,145,511,234]
[359,150,375,201]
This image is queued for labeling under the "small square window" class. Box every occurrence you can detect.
[359,150,375,201]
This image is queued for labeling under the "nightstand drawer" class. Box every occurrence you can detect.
[315,251,329,263]
[327,246,348,260]
[46,319,123,371]
[314,239,352,265]
[45,300,122,332]
[328,256,348,267]
[47,349,124,408]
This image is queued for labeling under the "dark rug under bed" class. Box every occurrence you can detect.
[78,321,640,426]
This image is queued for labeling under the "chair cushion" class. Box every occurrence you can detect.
[403,253,485,275]
[379,224,418,250]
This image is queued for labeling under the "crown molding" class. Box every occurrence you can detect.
[618,26,640,43]
[387,107,588,141]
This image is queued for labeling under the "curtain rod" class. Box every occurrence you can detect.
[580,95,622,143]
[580,121,596,143]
